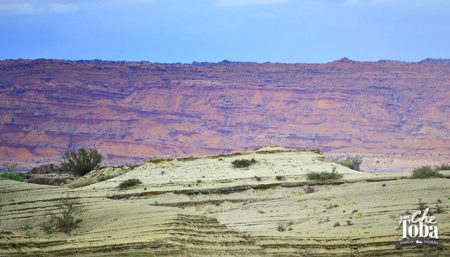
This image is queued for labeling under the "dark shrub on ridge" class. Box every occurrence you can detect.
[411,166,444,179]
[307,171,343,181]
[118,179,142,189]
[232,158,257,168]
[434,163,450,171]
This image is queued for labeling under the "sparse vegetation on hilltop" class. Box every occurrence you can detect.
[231,158,257,168]
[434,162,450,171]
[307,170,343,181]
[118,178,142,189]
[61,147,102,176]
[411,165,444,179]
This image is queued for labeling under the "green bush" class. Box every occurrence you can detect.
[306,171,343,181]
[0,172,23,181]
[231,158,257,168]
[61,148,102,176]
[435,163,450,171]
[411,166,444,179]
[339,157,362,171]
[0,163,22,181]
[41,196,84,234]
[118,179,142,189]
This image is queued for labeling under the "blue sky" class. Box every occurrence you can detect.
[0,0,449,63]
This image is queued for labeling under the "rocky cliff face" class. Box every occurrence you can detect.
[0,58,448,169]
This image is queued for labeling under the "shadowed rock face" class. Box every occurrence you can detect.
[0,59,449,169]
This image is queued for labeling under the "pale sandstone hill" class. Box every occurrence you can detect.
[1,148,449,256]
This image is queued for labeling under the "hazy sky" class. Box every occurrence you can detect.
[1,0,449,63]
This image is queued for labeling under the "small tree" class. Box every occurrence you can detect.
[61,148,102,176]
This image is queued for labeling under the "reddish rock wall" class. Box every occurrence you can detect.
[0,59,448,169]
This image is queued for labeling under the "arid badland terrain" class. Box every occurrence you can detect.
[1,147,449,256]
[0,59,449,256]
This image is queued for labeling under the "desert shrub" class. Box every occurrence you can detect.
[411,166,444,179]
[339,156,362,171]
[231,158,257,168]
[41,196,84,233]
[277,223,286,232]
[22,224,33,230]
[147,158,173,164]
[325,204,339,209]
[0,172,23,181]
[275,175,284,181]
[306,171,343,181]
[415,198,445,215]
[0,163,23,181]
[118,178,142,189]
[435,163,450,171]
[434,204,444,214]
[61,147,102,176]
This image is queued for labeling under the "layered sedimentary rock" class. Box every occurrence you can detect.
[1,149,449,256]
[0,58,448,169]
